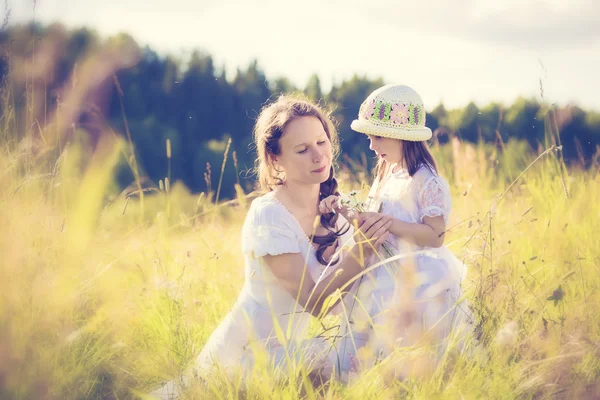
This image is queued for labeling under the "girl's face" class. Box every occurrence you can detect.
[368,135,403,165]
[274,116,333,185]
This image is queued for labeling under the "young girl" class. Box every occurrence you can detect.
[320,84,473,379]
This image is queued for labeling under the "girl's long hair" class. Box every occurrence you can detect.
[373,140,438,193]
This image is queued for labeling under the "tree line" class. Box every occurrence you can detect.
[2,23,599,199]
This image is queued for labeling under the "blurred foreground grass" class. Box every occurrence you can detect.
[1,127,599,399]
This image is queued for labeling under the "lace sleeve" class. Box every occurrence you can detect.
[417,176,452,225]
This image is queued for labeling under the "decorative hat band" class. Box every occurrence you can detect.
[359,99,426,130]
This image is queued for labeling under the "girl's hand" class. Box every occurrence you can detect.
[319,195,343,215]
[355,213,392,255]
[358,211,390,226]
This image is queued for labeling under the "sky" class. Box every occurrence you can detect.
[6,0,600,111]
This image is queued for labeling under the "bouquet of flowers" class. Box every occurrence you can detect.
[333,191,436,292]
[330,190,399,267]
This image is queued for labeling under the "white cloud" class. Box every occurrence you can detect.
[365,0,600,50]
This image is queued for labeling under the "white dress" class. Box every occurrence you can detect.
[152,190,356,398]
[336,165,474,378]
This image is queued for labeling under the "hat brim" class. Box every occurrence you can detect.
[351,119,432,141]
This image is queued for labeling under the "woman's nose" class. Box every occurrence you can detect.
[313,149,323,162]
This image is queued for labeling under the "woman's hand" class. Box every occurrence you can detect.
[319,195,361,222]
[318,195,343,215]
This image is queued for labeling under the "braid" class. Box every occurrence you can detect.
[311,166,350,265]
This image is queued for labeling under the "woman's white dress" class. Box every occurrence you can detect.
[152,190,356,398]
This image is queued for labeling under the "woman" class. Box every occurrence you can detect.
[152,95,391,398]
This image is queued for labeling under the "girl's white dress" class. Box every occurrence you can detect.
[336,165,474,380]
[152,190,357,399]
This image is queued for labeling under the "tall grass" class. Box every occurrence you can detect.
[1,30,599,400]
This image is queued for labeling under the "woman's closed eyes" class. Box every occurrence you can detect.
[296,140,327,154]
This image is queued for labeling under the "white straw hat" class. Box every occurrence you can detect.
[350,84,432,141]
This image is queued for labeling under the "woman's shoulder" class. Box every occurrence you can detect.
[242,192,304,256]
[245,191,297,231]
[247,191,284,220]
[249,191,277,210]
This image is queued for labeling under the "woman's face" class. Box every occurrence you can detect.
[368,135,403,165]
[274,116,333,185]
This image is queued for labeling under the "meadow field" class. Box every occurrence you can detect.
[2,99,599,399]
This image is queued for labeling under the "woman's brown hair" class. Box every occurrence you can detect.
[253,94,348,265]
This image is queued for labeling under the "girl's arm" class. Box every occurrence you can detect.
[359,212,445,248]
[263,214,391,317]
[388,215,446,248]
[385,173,451,248]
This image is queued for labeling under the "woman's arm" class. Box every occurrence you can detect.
[263,214,391,317]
